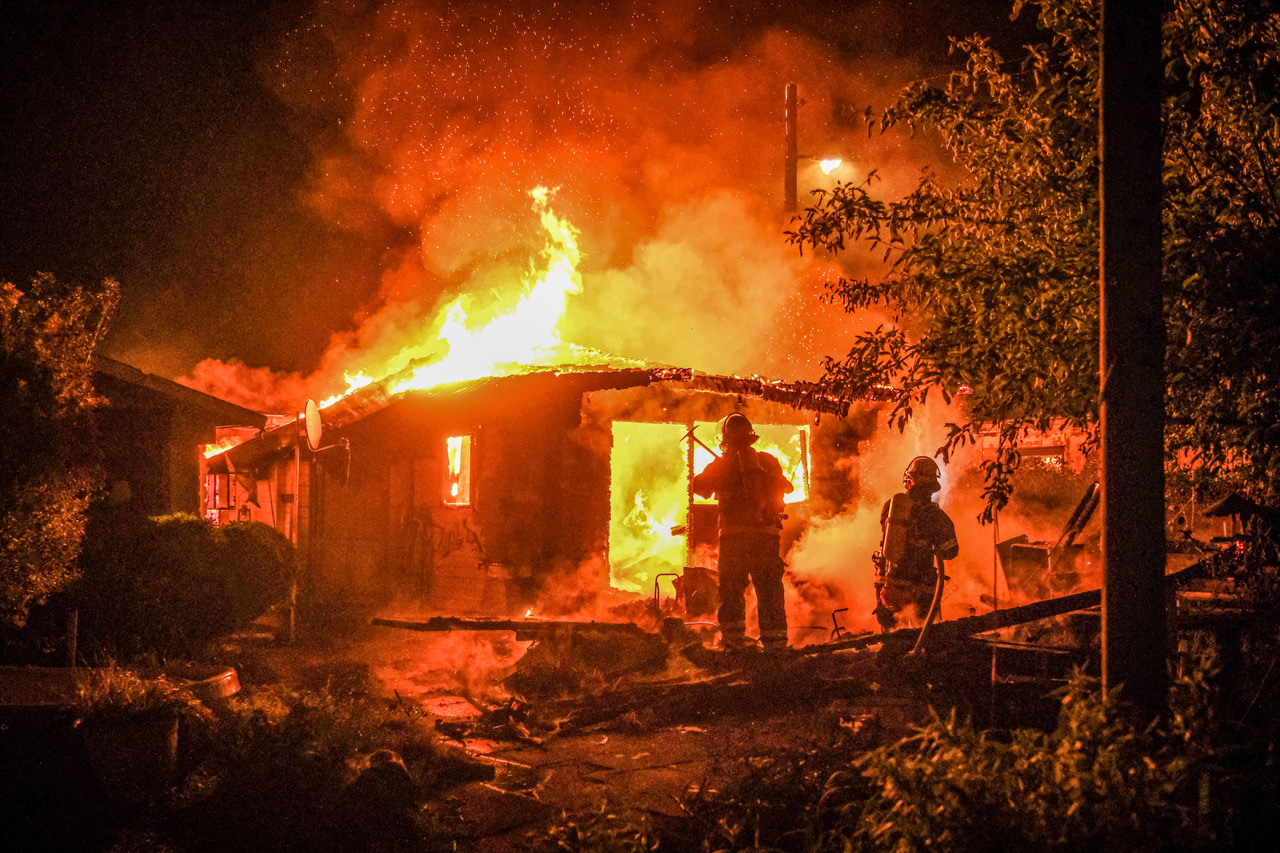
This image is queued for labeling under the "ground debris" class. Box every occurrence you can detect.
[435,696,547,745]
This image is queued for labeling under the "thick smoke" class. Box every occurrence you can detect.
[178,0,946,411]
[779,399,987,635]
[778,397,1105,638]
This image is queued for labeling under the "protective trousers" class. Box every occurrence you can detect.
[717,531,788,649]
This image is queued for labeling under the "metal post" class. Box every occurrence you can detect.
[992,509,1000,612]
[1100,0,1166,722]
[785,83,798,214]
[685,422,696,569]
[288,415,301,644]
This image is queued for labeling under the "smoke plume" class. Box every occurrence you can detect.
[178,0,946,411]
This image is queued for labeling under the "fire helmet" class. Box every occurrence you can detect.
[904,455,942,493]
[721,412,759,446]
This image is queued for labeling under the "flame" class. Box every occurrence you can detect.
[203,438,240,458]
[818,158,842,175]
[755,429,810,504]
[626,491,681,541]
[319,370,374,408]
[445,434,471,505]
[392,187,586,394]
[311,187,614,409]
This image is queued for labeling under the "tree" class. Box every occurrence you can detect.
[789,0,1280,517]
[0,273,119,626]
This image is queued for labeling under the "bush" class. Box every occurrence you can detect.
[170,685,451,852]
[74,515,293,660]
[219,520,296,627]
[73,666,215,726]
[816,659,1279,852]
[530,805,658,853]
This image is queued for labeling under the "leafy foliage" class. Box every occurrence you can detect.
[74,515,294,660]
[171,684,454,852]
[788,0,1280,517]
[814,652,1280,852]
[0,273,118,625]
[531,805,659,853]
[1162,0,1280,494]
[72,665,216,725]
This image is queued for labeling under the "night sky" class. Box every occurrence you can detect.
[1,0,1025,404]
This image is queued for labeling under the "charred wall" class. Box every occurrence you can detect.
[313,373,625,615]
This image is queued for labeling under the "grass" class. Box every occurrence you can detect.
[73,666,215,724]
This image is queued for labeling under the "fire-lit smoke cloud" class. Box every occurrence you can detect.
[781,398,1016,636]
[178,0,945,412]
[780,394,1103,639]
[177,0,1072,638]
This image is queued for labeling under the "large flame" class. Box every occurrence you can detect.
[317,187,606,407]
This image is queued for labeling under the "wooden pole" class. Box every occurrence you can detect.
[1100,0,1167,722]
[785,83,798,214]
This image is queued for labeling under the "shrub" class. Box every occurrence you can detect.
[170,685,449,852]
[73,665,215,725]
[816,659,1278,852]
[530,805,658,853]
[75,514,293,660]
[1,274,118,627]
[219,520,295,626]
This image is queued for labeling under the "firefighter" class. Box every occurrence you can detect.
[692,413,793,651]
[873,455,959,632]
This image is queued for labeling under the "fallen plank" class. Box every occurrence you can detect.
[372,615,650,642]
[806,562,1205,655]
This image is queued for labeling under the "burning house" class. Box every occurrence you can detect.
[190,190,1103,636]
[200,361,883,621]
[193,188,896,628]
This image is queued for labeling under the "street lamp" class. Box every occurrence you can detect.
[784,83,852,213]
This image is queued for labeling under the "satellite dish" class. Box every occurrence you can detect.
[304,399,323,452]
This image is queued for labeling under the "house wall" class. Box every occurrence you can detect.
[309,375,615,616]
[94,368,263,519]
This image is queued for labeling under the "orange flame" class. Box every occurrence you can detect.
[319,370,374,409]
[608,421,811,594]
[203,438,241,458]
[316,187,615,409]
[394,187,586,392]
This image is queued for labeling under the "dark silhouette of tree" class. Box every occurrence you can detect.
[0,273,118,625]
[789,0,1280,517]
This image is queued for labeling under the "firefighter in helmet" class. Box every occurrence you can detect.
[692,413,793,650]
[873,455,959,632]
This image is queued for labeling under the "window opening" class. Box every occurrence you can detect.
[445,435,472,506]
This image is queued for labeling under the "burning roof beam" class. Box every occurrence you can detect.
[207,362,871,472]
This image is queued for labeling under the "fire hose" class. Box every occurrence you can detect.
[909,555,946,655]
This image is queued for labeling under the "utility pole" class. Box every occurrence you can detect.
[785,82,798,214]
[1099,0,1166,722]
